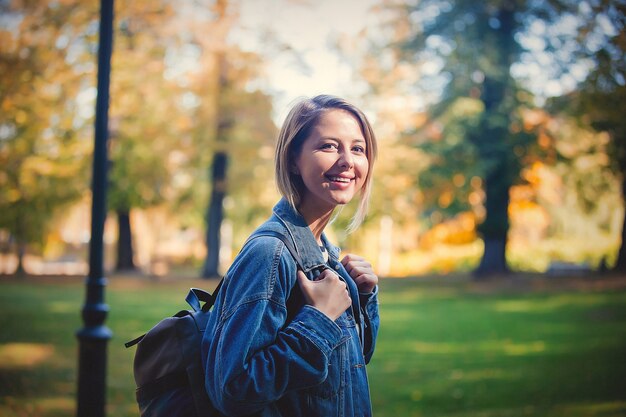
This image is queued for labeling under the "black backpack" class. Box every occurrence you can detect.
[125,230,305,417]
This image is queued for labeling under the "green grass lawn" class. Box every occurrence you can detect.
[1,274,625,417]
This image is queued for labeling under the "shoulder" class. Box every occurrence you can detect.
[224,233,298,303]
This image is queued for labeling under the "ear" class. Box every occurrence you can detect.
[290,163,300,175]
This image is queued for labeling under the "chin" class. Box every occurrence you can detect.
[331,195,355,205]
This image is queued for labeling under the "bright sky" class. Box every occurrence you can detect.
[232,0,609,118]
[233,0,379,123]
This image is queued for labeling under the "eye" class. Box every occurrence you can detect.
[320,142,338,151]
[352,145,366,154]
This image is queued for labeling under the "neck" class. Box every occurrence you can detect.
[297,200,334,244]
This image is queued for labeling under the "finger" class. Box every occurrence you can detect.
[296,270,310,286]
[317,269,339,281]
[354,276,377,294]
[348,260,372,271]
[347,266,372,280]
[341,257,371,275]
[354,274,377,287]
[341,254,364,267]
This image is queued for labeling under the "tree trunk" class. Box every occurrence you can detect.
[476,238,508,277]
[115,209,136,271]
[202,152,228,278]
[13,214,27,277]
[201,32,231,279]
[474,161,510,277]
[614,177,626,272]
[15,240,26,277]
[472,5,516,279]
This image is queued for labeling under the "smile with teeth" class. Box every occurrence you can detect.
[327,176,352,183]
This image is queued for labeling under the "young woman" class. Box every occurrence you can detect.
[202,95,379,417]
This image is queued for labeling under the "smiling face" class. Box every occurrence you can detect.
[293,109,369,217]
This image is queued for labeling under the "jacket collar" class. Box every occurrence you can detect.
[272,198,340,271]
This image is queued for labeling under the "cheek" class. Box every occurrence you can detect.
[356,158,369,180]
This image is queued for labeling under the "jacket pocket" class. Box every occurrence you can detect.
[304,313,354,399]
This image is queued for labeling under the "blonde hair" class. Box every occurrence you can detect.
[275,95,377,232]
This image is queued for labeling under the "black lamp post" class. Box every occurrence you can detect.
[76,1,114,416]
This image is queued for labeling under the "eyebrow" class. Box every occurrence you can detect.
[320,136,366,143]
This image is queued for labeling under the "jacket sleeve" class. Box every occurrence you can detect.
[359,286,380,363]
[202,238,344,416]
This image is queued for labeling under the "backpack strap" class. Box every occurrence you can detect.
[257,231,363,344]
[251,230,305,270]
[214,230,305,304]
[186,288,212,312]
[249,230,309,325]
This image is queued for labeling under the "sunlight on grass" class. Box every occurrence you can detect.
[412,341,466,354]
[426,405,542,417]
[493,294,607,313]
[379,309,416,322]
[379,286,458,306]
[381,289,428,303]
[0,343,54,368]
[502,340,546,355]
[553,401,626,415]
[0,397,74,417]
[2,277,625,417]
[33,397,74,413]
[0,401,39,417]
[408,340,546,356]
[48,301,76,314]
[449,368,515,382]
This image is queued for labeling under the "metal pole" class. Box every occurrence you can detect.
[76,1,114,416]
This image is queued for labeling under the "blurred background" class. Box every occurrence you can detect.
[1,1,626,416]
[0,0,626,276]
[1,0,625,279]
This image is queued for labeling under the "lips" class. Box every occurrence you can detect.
[326,175,353,183]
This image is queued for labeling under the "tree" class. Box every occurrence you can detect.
[573,0,626,270]
[107,0,182,271]
[0,0,276,277]
[0,1,97,274]
[171,0,276,278]
[201,53,277,277]
[379,0,583,276]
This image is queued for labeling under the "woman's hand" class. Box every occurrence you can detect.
[297,269,352,321]
[341,254,378,294]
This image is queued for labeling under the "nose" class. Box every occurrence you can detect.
[338,149,354,169]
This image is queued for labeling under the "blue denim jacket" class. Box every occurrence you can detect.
[201,198,379,417]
